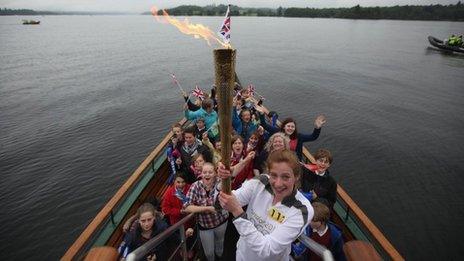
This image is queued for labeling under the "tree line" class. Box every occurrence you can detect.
[2,2,463,20]
[153,3,464,21]
[0,8,57,15]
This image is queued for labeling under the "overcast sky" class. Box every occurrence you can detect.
[0,0,458,12]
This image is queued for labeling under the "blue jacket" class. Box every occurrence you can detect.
[184,108,218,130]
[232,109,258,142]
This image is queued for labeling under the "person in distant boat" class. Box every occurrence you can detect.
[218,149,314,261]
[177,126,212,183]
[300,149,337,209]
[184,162,229,261]
[292,202,346,261]
[118,203,170,261]
[255,104,326,161]
[446,34,461,46]
[457,35,463,47]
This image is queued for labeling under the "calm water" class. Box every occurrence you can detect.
[1,15,463,260]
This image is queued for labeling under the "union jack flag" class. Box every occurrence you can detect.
[247,84,255,97]
[192,85,205,100]
[218,5,231,44]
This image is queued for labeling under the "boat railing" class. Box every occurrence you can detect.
[301,147,403,261]
[296,234,334,261]
[126,213,195,261]
[62,119,187,260]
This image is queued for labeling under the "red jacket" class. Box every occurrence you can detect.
[161,184,191,225]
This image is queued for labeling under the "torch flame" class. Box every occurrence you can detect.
[151,6,231,48]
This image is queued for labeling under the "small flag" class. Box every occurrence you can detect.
[234,89,242,99]
[192,85,205,100]
[248,84,255,96]
[218,5,231,44]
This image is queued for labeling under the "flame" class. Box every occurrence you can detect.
[151,6,231,48]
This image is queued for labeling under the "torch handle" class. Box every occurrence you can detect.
[214,49,236,194]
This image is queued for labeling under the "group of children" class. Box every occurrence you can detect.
[118,83,347,260]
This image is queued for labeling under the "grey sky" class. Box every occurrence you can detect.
[0,0,458,13]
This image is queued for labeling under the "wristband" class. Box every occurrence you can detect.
[233,211,247,221]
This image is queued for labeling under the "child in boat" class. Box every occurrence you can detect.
[170,123,183,153]
[161,172,195,258]
[162,172,191,226]
[232,107,259,143]
[184,98,218,132]
[184,162,229,261]
[118,203,170,260]
[194,117,207,140]
[178,126,212,183]
[189,153,206,181]
[292,202,346,261]
[246,129,265,156]
[300,149,337,209]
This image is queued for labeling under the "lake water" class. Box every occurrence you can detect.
[0,15,463,260]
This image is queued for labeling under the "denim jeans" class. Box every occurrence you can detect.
[199,221,227,261]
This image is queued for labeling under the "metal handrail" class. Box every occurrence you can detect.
[126,213,195,261]
[298,234,334,261]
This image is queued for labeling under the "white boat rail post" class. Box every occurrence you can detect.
[298,234,334,261]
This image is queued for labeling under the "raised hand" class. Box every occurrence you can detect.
[245,151,256,161]
[314,115,326,129]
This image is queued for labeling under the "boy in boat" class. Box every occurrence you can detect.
[300,149,337,209]
[292,202,346,261]
[194,117,207,140]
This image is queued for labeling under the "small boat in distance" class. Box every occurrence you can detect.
[428,35,464,53]
[22,20,40,25]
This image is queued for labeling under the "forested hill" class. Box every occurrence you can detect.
[0,8,130,15]
[148,3,464,21]
[2,2,463,20]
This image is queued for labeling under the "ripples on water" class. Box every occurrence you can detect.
[0,15,463,260]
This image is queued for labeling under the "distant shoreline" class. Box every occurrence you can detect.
[2,3,464,21]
